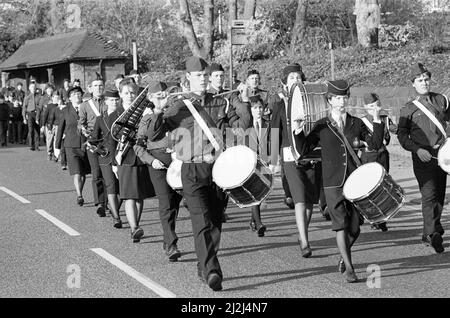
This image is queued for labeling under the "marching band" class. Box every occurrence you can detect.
[23,59,449,291]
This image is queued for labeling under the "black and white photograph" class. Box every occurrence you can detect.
[0,0,450,302]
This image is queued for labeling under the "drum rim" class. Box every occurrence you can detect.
[212,145,257,189]
[166,159,183,189]
[437,138,450,174]
[343,162,387,201]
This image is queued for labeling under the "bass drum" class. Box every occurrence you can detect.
[212,145,273,208]
[438,138,450,174]
[289,83,328,136]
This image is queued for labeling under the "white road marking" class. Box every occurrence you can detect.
[0,186,31,204]
[35,209,81,236]
[90,248,176,298]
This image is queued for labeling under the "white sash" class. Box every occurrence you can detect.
[183,99,220,151]
[361,117,374,132]
[412,100,447,137]
[88,99,101,117]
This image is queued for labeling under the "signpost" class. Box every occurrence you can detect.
[229,20,252,89]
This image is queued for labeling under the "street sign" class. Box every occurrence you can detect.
[231,20,252,46]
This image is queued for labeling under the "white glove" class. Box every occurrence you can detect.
[151,159,166,170]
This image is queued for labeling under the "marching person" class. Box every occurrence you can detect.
[114,78,155,243]
[49,93,68,170]
[294,79,385,282]
[78,72,107,217]
[134,81,183,262]
[245,69,269,107]
[90,90,123,229]
[40,84,57,161]
[270,63,322,258]
[22,81,41,151]
[397,63,449,254]
[361,92,398,232]
[206,62,252,223]
[246,95,270,237]
[54,86,90,206]
[154,56,226,291]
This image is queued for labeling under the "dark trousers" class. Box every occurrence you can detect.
[86,150,106,206]
[412,153,446,237]
[26,112,40,149]
[0,120,7,145]
[8,120,22,143]
[60,139,67,166]
[148,165,182,249]
[181,162,222,280]
[361,150,390,172]
[280,157,292,198]
[22,122,28,143]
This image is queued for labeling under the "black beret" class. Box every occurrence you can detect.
[186,56,209,72]
[207,63,225,74]
[67,86,84,97]
[148,81,168,94]
[104,90,120,99]
[247,69,260,78]
[327,80,350,96]
[363,93,379,105]
[411,63,431,81]
[283,63,303,78]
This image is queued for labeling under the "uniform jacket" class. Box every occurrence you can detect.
[0,102,9,121]
[55,103,86,149]
[243,117,271,164]
[91,112,116,165]
[295,113,385,188]
[161,93,224,163]
[22,92,41,118]
[111,109,141,167]
[78,96,105,132]
[397,92,450,153]
[41,103,57,128]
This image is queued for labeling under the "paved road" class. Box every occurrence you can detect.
[1,143,450,298]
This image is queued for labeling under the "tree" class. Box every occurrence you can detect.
[354,0,380,48]
[178,0,216,59]
[290,0,308,54]
[243,0,256,19]
[229,0,237,23]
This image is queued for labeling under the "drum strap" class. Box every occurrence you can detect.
[183,99,221,151]
[412,100,447,138]
[329,119,362,167]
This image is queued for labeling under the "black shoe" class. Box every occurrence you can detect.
[343,270,358,283]
[54,157,58,163]
[61,165,67,171]
[206,272,223,291]
[298,239,312,258]
[131,227,144,243]
[166,244,181,262]
[284,197,295,209]
[96,205,106,217]
[430,232,444,254]
[48,154,53,161]
[113,218,122,229]
[257,224,267,237]
[249,220,257,231]
[338,257,346,273]
[77,196,84,206]
[378,222,388,232]
[30,147,35,151]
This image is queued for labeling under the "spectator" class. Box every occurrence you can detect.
[0,93,9,147]
[59,78,71,103]
[22,81,41,151]
[13,82,26,106]
[7,97,23,144]
[73,79,81,88]
[114,74,125,91]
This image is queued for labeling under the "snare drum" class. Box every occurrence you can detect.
[166,159,183,192]
[343,162,405,224]
[437,138,450,174]
[212,145,273,208]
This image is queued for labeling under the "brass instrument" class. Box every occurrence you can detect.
[111,84,152,165]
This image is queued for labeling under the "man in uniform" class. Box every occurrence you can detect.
[78,72,107,217]
[398,63,449,254]
[154,57,238,291]
[22,81,41,151]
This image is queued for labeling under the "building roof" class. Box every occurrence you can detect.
[0,29,128,71]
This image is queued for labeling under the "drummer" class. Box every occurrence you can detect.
[294,79,385,283]
[270,63,322,258]
[134,81,183,262]
[397,63,449,254]
[360,93,395,232]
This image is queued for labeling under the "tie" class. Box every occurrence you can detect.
[255,121,260,139]
[339,116,345,130]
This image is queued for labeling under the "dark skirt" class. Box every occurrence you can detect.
[66,147,91,176]
[100,164,119,195]
[118,164,155,200]
[283,161,321,204]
